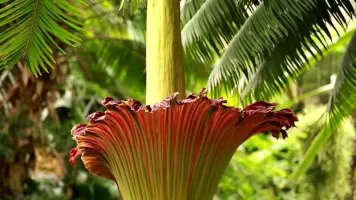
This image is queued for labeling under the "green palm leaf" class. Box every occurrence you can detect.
[205,0,354,99]
[327,32,356,127]
[181,0,259,64]
[0,0,84,76]
[241,25,355,103]
[293,30,356,180]
[181,0,206,23]
[184,0,355,178]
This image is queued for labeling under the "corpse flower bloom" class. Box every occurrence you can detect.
[69,88,297,200]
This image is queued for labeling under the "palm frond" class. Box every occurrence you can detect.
[293,30,356,180]
[181,0,259,63]
[242,26,356,103]
[180,0,206,23]
[327,31,356,127]
[206,0,355,99]
[0,0,84,76]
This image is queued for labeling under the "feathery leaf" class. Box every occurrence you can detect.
[293,30,356,179]
[181,0,259,64]
[206,0,354,99]
[0,0,84,76]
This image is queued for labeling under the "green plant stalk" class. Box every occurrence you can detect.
[146,0,186,104]
[292,124,331,180]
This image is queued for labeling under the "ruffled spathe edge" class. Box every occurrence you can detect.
[69,88,297,168]
[100,88,230,113]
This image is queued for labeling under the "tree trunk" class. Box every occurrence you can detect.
[0,56,64,198]
[146,0,185,104]
[0,140,36,198]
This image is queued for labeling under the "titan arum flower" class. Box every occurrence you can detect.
[69,88,297,200]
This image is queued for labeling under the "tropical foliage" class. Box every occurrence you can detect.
[1,0,356,199]
[184,0,356,179]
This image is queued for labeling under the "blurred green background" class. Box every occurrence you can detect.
[1,0,356,199]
